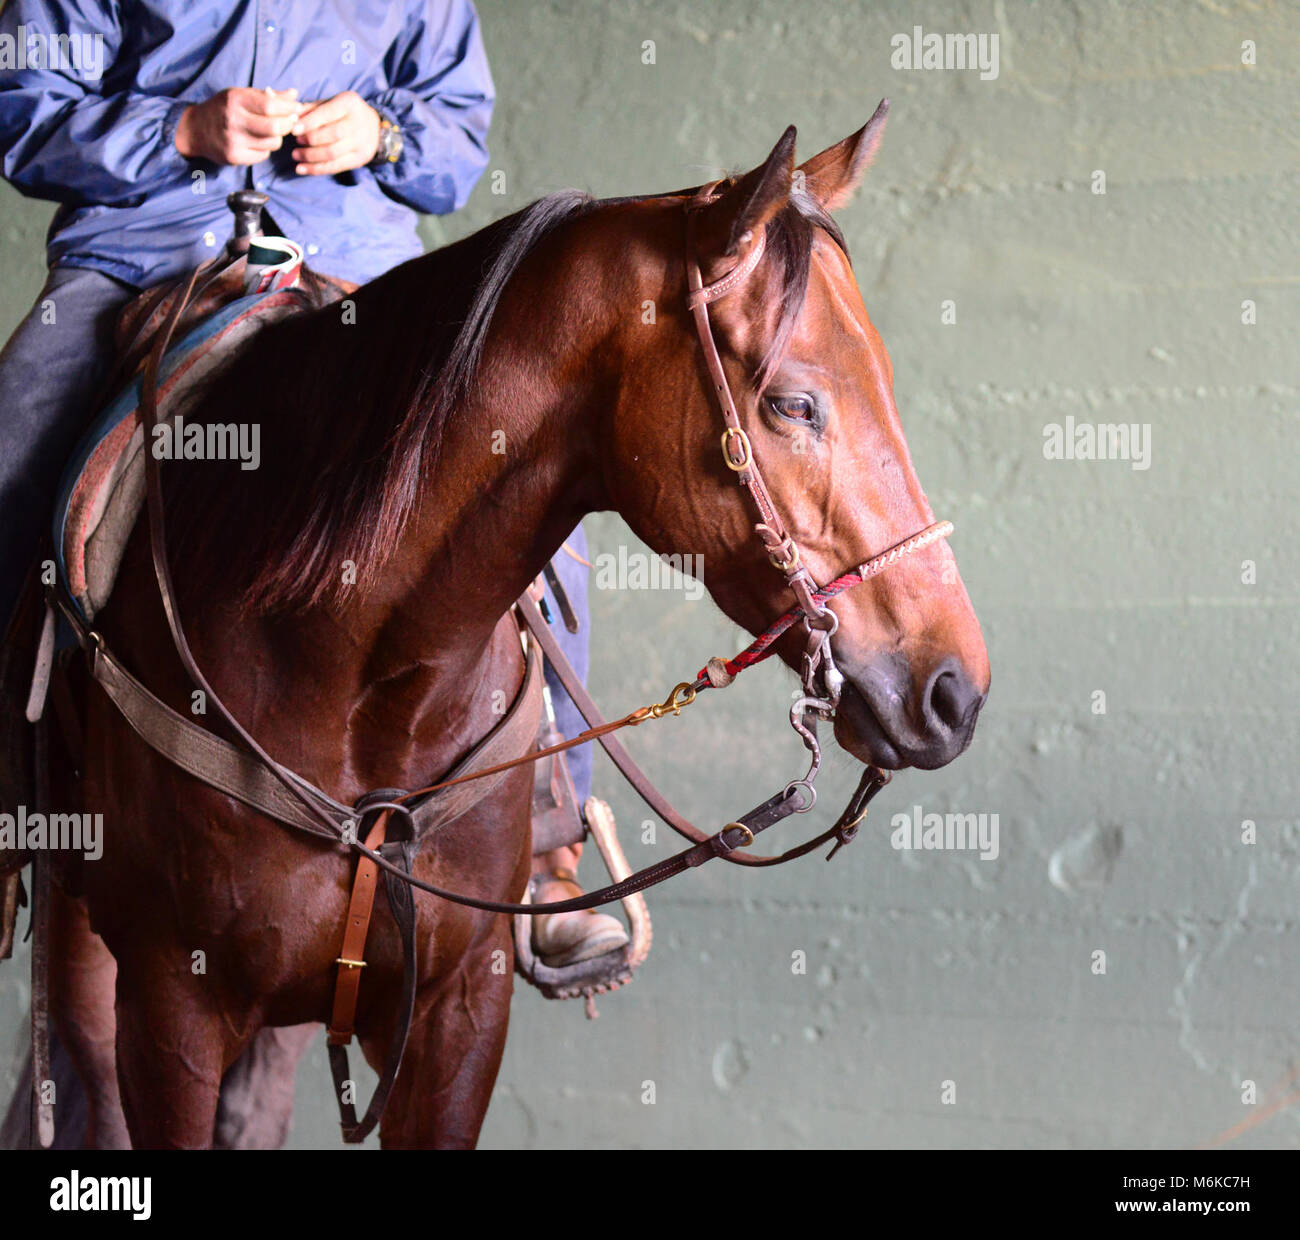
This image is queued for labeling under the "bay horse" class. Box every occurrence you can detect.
[44,106,989,1148]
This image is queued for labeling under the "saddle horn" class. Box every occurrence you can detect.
[226,190,269,254]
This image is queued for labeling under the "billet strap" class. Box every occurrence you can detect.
[23,602,55,723]
[541,560,579,633]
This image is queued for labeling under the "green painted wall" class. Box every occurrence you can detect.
[2,0,1298,1148]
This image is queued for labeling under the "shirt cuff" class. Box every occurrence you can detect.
[159,98,192,165]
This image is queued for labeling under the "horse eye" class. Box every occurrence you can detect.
[768,394,817,424]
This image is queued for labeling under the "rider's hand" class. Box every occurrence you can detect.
[290,91,382,176]
[174,87,302,165]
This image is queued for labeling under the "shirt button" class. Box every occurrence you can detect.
[265,22,276,33]
[307,244,320,256]
[202,231,217,247]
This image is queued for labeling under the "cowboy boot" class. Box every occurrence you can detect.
[529,864,629,968]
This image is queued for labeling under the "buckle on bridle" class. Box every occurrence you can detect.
[826,766,892,861]
[768,543,800,573]
[720,426,753,471]
[720,822,755,849]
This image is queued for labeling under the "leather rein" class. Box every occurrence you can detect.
[50,185,950,1140]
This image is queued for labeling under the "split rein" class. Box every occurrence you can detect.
[41,191,956,1143]
[395,521,955,800]
[96,188,952,918]
[315,183,953,907]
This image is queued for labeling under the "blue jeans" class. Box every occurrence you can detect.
[0,266,138,628]
[540,527,593,804]
[0,266,595,793]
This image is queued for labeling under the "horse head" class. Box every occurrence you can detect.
[604,104,989,771]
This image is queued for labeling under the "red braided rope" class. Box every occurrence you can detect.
[696,521,953,686]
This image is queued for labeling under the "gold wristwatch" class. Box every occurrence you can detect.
[373,118,403,165]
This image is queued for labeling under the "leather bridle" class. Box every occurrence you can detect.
[678,180,951,819]
[39,185,952,1142]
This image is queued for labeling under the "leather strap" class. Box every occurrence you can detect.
[59,591,544,843]
[327,799,419,1143]
[327,811,390,1047]
[684,201,827,623]
[138,256,356,846]
[687,225,767,308]
[84,631,340,836]
[323,695,892,921]
[541,561,579,633]
[61,201,914,1148]
[29,716,53,1148]
[515,592,819,867]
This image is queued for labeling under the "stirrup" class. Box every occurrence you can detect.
[514,798,652,1014]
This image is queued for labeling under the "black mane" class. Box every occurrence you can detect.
[167,181,844,614]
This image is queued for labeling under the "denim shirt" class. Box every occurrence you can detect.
[0,0,494,287]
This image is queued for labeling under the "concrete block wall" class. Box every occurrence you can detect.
[1,0,1296,1147]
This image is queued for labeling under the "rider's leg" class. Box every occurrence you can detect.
[0,265,138,631]
[544,525,593,802]
[0,266,136,1144]
[531,523,629,966]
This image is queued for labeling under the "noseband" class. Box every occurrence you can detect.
[681,181,951,805]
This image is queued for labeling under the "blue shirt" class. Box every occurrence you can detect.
[0,1,494,287]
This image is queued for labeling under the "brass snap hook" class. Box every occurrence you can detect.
[649,682,697,719]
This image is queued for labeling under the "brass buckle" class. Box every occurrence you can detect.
[722,822,754,848]
[721,427,753,472]
[841,803,873,833]
[768,543,800,573]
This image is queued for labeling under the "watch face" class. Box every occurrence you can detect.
[377,123,402,164]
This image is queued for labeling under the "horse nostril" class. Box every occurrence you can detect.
[926,665,980,733]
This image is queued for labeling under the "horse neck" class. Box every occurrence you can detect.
[353,207,662,695]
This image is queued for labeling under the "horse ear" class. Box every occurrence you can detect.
[707,125,797,257]
[796,99,889,211]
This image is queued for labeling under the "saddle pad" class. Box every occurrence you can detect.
[54,282,311,621]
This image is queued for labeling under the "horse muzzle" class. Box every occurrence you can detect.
[833,654,986,771]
